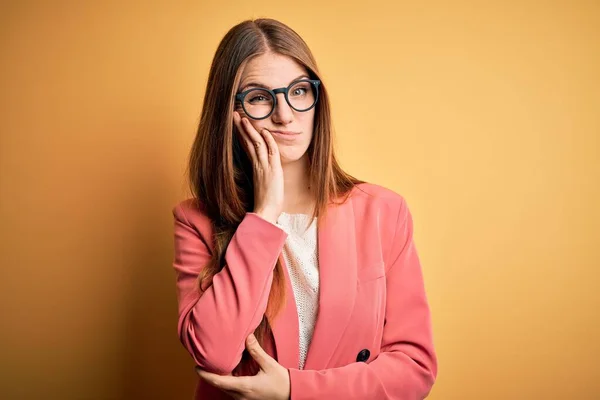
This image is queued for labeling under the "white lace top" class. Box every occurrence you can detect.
[276,212,319,370]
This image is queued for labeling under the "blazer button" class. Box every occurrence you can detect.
[356,349,370,362]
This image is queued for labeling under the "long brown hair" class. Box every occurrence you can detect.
[187,18,361,374]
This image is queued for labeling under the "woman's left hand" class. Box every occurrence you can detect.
[195,334,291,400]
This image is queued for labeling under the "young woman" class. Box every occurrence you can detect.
[172,18,437,400]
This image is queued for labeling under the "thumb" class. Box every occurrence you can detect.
[245,333,273,370]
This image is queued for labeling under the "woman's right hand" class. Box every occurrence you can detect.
[233,111,284,224]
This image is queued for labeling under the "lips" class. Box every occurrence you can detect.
[269,130,300,141]
[270,130,299,136]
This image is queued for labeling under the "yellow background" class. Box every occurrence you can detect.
[1,1,598,399]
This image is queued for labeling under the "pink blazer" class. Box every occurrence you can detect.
[172,183,437,399]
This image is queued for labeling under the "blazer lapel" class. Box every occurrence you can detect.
[268,253,300,369]
[303,199,357,370]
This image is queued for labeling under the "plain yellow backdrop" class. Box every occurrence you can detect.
[1,1,598,399]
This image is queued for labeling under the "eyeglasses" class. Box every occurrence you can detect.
[235,79,321,120]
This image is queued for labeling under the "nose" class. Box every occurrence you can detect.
[271,93,294,125]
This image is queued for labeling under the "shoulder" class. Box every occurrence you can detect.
[347,183,417,266]
[343,182,415,232]
[348,182,407,212]
[171,197,213,235]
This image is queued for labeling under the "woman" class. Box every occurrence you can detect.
[172,18,437,400]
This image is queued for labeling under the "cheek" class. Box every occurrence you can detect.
[234,107,264,132]
[248,121,267,134]
[299,112,315,137]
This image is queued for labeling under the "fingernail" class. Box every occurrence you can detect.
[194,366,201,374]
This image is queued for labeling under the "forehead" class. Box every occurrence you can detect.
[239,53,308,89]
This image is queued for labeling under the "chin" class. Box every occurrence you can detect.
[279,149,309,165]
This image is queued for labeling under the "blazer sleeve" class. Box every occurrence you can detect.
[172,203,288,374]
[288,198,438,399]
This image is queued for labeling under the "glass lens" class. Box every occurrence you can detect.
[243,89,274,119]
[288,81,316,111]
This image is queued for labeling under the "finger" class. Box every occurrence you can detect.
[258,128,280,160]
[245,333,275,371]
[240,118,269,166]
[223,389,244,400]
[196,368,252,393]
[233,112,257,161]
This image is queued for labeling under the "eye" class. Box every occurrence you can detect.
[247,93,272,104]
[289,82,310,97]
[292,87,307,96]
[249,95,267,103]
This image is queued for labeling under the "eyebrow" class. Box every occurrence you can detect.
[239,74,310,92]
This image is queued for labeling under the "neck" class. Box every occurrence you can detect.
[282,154,314,215]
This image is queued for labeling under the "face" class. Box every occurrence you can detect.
[236,53,316,165]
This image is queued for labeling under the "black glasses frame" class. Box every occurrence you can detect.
[235,79,321,120]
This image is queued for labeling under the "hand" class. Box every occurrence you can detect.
[195,333,291,400]
[233,111,284,224]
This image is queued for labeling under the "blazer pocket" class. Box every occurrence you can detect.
[357,262,385,283]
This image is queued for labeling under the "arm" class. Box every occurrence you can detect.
[287,198,437,399]
[172,203,288,375]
